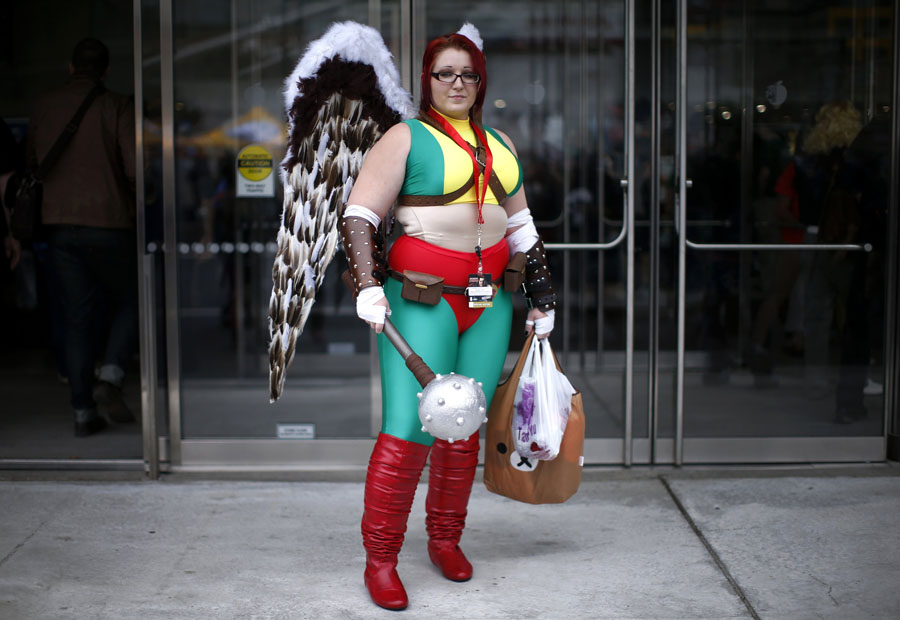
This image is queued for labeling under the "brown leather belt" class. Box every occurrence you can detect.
[387,269,468,295]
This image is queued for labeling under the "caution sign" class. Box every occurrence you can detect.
[236,144,275,197]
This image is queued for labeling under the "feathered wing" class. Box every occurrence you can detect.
[269,21,413,402]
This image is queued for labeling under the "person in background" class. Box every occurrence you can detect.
[26,38,137,437]
[747,125,806,386]
[0,118,22,271]
[832,110,890,423]
[794,101,862,399]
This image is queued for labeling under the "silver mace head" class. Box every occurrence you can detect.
[417,373,487,443]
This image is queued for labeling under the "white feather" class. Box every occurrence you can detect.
[342,177,355,204]
[310,234,325,263]
[296,240,309,272]
[316,132,330,164]
[283,279,293,314]
[303,264,316,291]
[288,165,301,193]
[292,204,302,236]
[281,324,290,351]
[456,22,484,51]
[289,236,303,268]
[323,230,338,261]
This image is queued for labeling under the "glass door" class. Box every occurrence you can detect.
[672,0,894,462]
[158,1,407,465]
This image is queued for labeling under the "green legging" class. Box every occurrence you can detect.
[377,278,513,445]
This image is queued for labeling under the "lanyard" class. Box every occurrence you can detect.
[427,108,494,274]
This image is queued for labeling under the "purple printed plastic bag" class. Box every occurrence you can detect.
[512,337,576,460]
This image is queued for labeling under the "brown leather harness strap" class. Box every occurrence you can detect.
[488,172,509,204]
[397,173,476,206]
[397,172,508,207]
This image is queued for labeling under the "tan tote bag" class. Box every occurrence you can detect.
[483,333,585,504]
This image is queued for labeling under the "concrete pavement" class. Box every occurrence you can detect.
[1,466,899,619]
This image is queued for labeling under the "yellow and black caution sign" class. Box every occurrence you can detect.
[236,144,275,197]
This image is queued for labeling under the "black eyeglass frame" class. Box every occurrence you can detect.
[430,71,481,85]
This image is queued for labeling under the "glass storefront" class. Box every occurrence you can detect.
[1,0,897,469]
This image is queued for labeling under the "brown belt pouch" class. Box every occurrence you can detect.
[400,270,444,305]
[504,252,527,292]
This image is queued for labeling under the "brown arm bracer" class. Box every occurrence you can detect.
[339,214,386,295]
[523,238,558,312]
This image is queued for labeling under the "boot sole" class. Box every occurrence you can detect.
[364,574,408,610]
[428,546,473,581]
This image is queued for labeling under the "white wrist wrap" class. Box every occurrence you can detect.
[534,309,555,335]
[356,285,388,324]
[344,204,381,228]
[506,221,539,255]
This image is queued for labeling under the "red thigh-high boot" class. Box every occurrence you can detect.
[361,433,430,610]
[425,431,479,581]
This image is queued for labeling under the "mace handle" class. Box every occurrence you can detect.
[382,318,436,388]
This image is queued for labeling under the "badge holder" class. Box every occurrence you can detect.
[468,213,494,309]
[467,272,493,308]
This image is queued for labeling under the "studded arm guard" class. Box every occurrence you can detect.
[523,238,557,312]
[340,214,386,295]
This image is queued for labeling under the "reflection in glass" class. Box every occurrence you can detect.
[683,1,892,438]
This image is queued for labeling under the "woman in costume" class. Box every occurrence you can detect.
[340,25,558,610]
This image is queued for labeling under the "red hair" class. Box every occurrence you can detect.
[418,33,487,124]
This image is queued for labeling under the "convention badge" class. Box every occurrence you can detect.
[466,273,493,308]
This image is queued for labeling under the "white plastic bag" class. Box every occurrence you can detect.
[512,337,577,461]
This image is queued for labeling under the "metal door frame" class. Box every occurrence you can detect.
[548,0,636,465]
[888,0,900,461]
[134,0,160,478]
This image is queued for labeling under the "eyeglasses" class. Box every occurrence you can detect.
[431,71,481,85]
